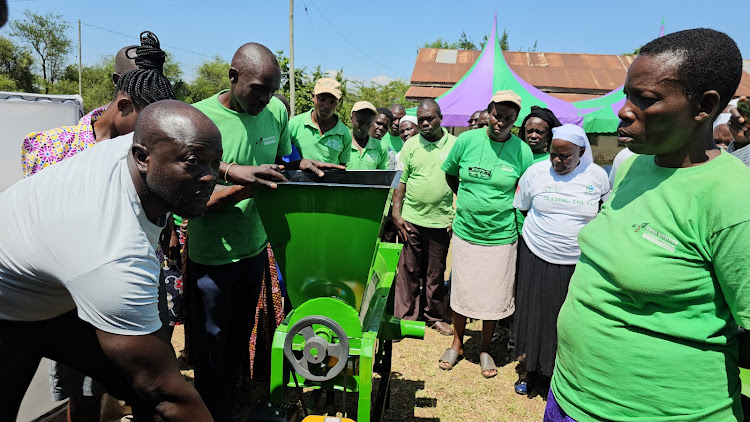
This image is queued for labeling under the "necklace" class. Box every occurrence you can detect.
[469,133,508,180]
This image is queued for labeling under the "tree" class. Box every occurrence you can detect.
[10,10,71,94]
[0,36,36,92]
[422,30,511,52]
[190,56,231,102]
[499,29,510,51]
[276,50,348,117]
[346,79,417,113]
[457,32,476,50]
[419,38,459,53]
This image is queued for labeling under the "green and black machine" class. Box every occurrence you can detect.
[253,170,425,422]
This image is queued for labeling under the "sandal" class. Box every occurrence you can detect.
[438,348,462,370]
[479,352,497,379]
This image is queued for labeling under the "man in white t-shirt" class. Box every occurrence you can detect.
[0,100,220,420]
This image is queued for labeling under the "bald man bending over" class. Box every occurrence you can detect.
[188,42,341,421]
[0,100,218,420]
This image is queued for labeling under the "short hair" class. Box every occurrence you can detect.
[114,31,175,109]
[639,28,742,113]
[418,98,441,115]
[376,107,394,123]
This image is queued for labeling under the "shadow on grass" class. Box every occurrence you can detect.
[385,371,439,421]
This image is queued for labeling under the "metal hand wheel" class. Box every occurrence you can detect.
[283,315,350,382]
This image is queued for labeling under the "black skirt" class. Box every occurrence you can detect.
[513,236,576,377]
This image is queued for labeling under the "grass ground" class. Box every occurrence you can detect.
[170,320,546,422]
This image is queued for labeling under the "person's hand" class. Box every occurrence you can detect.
[298,159,346,177]
[728,96,750,145]
[393,213,411,241]
[227,164,287,189]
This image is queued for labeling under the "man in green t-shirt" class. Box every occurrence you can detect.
[392,99,456,336]
[381,104,406,154]
[348,101,388,170]
[289,78,352,165]
[187,43,341,421]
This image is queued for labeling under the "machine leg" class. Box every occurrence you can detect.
[359,337,375,422]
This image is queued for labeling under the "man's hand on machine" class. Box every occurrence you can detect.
[286,159,346,177]
[223,162,287,189]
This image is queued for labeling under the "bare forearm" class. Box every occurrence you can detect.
[97,331,213,421]
[205,185,246,211]
[445,174,459,195]
[392,183,406,217]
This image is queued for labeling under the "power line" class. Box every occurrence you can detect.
[307,0,409,81]
[78,22,212,59]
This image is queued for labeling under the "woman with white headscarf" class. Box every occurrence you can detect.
[511,124,610,397]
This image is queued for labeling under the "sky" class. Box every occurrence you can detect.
[3,0,749,85]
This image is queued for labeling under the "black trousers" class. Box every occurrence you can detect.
[0,311,148,419]
[188,248,267,422]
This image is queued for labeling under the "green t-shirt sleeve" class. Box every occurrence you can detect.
[399,142,412,183]
[710,221,750,327]
[339,131,352,164]
[520,141,534,175]
[441,135,462,176]
[277,110,292,157]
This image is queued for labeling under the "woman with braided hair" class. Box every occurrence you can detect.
[20,30,174,422]
[22,31,174,177]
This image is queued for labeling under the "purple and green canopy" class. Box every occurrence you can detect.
[572,86,625,133]
[408,16,583,128]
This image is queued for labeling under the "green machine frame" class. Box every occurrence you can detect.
[254,170,424,422]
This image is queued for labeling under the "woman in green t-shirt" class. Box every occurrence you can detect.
[438,91,533,379]
[548,29,750,422]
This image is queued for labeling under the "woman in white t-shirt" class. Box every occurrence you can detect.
[511,124,610,397]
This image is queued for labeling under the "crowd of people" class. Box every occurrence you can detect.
[1,6,750,420]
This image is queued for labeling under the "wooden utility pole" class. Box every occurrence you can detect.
[78,19,82,97]
[289,0,295,117]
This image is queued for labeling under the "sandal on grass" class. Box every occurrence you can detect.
[438,348,462,370]
[480,352,497,379]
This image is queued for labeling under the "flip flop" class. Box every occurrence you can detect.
[438,348,462,370]
[480,352,497,379]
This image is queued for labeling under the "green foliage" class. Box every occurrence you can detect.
[422,37,459,51]
[499,29,510,51]
[9,10,71,94]
[345,79,417,114]
[424,29,511,52]
[276,50,348,117]
[457,32,476,50]
[191,56,231,101]
[0,36,36,92]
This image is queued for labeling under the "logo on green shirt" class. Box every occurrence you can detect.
[631,223,679,252]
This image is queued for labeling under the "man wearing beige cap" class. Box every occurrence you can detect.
[289,77,352,165]
[348,101,389,170]
[392,99,456,336]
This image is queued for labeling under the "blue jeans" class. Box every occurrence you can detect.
[189,249,267,422]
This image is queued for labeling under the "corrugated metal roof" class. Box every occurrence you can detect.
[410,48,750,97]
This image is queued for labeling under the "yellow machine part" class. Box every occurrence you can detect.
[302,416,356,422]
